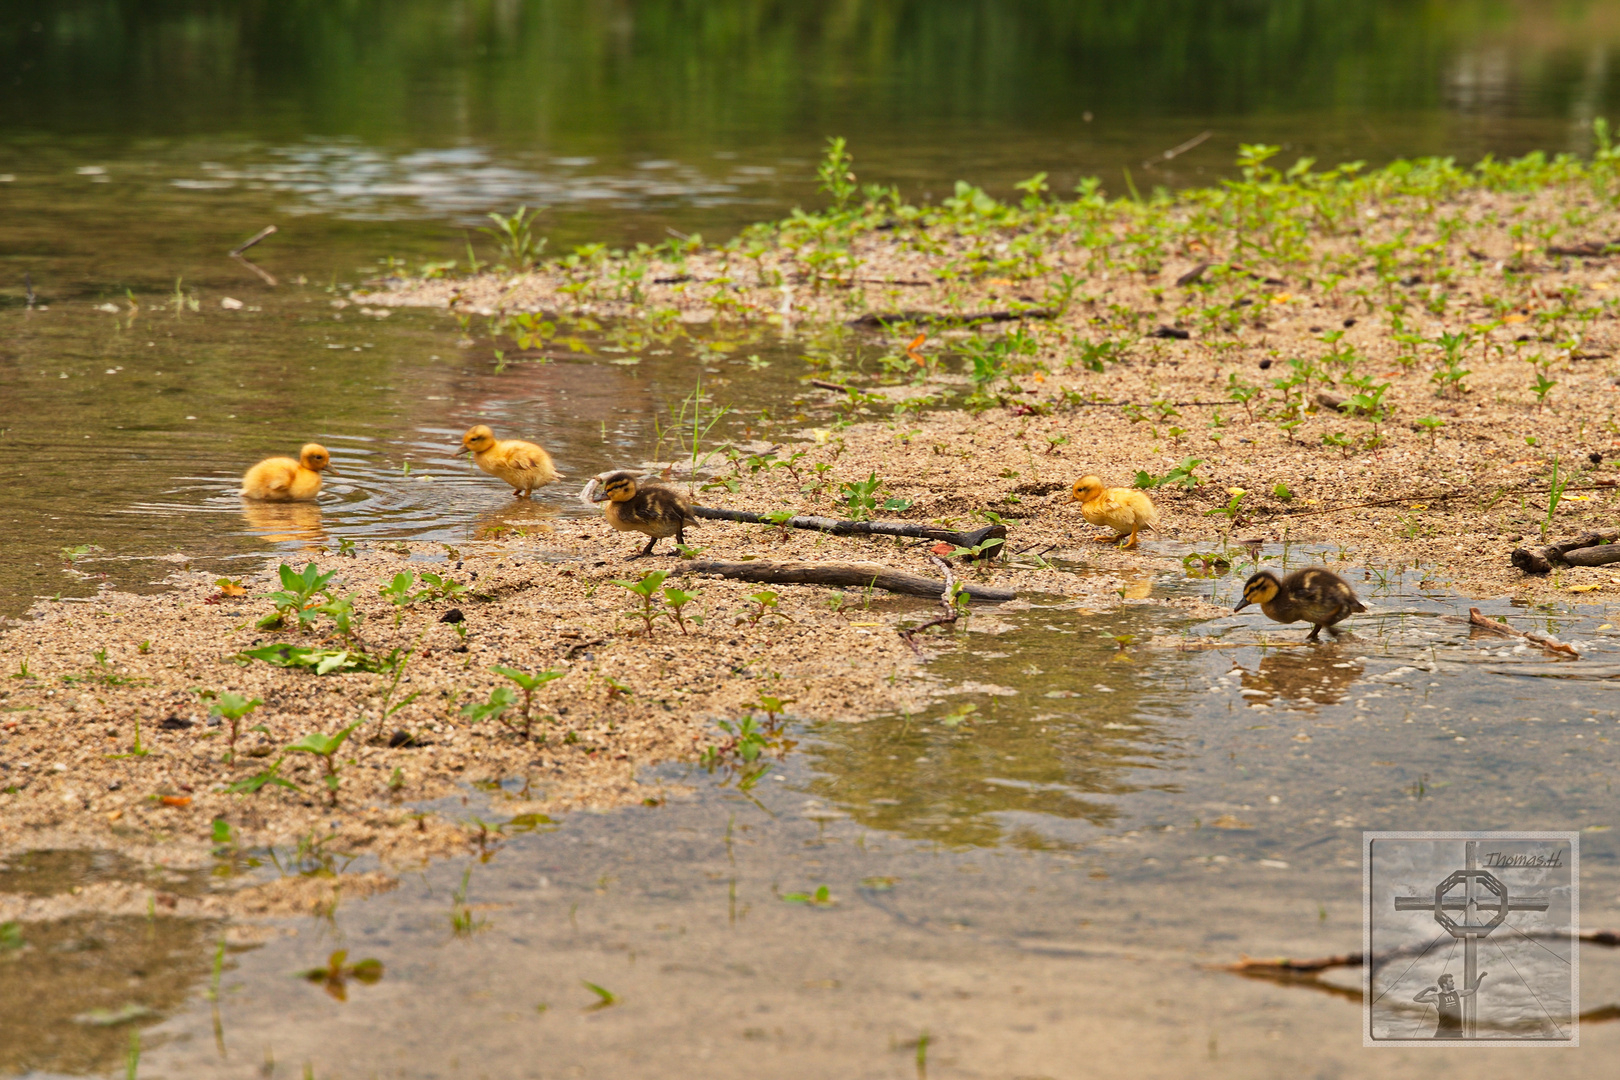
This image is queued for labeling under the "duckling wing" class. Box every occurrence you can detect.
[1289,569,1363,620]
[1095,488,1158,532]
[501,442,553,474]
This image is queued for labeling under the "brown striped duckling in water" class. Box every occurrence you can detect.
[1235,567,1366,642]
[587,471,698,558]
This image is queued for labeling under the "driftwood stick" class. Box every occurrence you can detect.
[809,379,856,395]
[1468,607,1579,658]
[848,308,1056,328]
[1561,544,1620,567]
[229,225,277,257]
[1511,531,1619,575]
[690,507,1006,555]
[686,559,1015,601]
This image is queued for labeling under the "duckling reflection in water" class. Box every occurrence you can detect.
[1235,567,1365,642]
[1069,475,1159,549]
[1238,651,1364,708]
[458,424,562,499]
[241,443,335,502]
[240,500,325,547]
[586,471,698,558]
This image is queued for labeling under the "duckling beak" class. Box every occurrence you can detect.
[454,446,470,458]
[323,463,339,476]
[1233,596,1252,613]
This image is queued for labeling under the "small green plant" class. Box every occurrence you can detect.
[209,691,263,764]
[744,589,786,626]
[235,643,394,675]
[816,136,858,211]
[450,868,487,936]
[107,716,151,759]
[261,563,338,632]
[480,205,547,271]
[782,884,835,906]
[334,537,358,558]
[1542,456,1572,542]
[284,721,363,807]
[613,569,669,636]
[1271,482,1293,501]
[1322,431,1355,458]
[839,472,911,520]
[225,755,300,795]
[0,920,22,951]
[486,666,564,740]
[1134,457,1204,490]
[662,585,700,634]
[379,572,418,626]
[1204,491,1247,526]
[125,1029,140,1080]
[1530,367,1557,411]
[1415,416,1445,448]
[1431,330,1472,396]
[298,950,384,1001]
[582,980,619,1010]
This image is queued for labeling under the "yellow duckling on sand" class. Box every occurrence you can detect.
[586,471,698,558]
[1235,568,1366,642]
[241,443,335,502]
[1069,475,1160,549]
[458,424,561,498]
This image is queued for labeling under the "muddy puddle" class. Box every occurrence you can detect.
[6,555,1619,1076]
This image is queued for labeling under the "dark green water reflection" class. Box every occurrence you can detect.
[808,602,1189,847]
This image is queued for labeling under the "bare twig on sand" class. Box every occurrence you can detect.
[691,506,1006,555]
[686,558,1013,603]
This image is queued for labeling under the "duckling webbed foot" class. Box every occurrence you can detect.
[626,536,660,560]
[1305,625,1324,643]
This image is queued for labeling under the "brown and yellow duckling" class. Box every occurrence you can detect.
[1069,475,1160,549]
[241,443,335,502]
[588,470,699,558]
[1235,568,1366,642]
[458,424,561,498]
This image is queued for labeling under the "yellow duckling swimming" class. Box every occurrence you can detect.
[1235,568,1366,642]
[1069,475,1160,549]
[241,443,335,502]
[458,424,561,498]
[587,471,698,558]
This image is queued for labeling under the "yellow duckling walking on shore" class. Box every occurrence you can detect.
[458,424,561,498]
[587,471,698,558]
[1069,475,1160,549]
[1235,568,1366,642]
[241,443,335,502]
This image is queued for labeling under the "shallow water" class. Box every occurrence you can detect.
[6,561,1619,1076]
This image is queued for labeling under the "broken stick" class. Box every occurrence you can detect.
[1510,530,1620,575]
[1468,607,1579,658]
[685,559,1014,602]
[690,507,1006,556]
